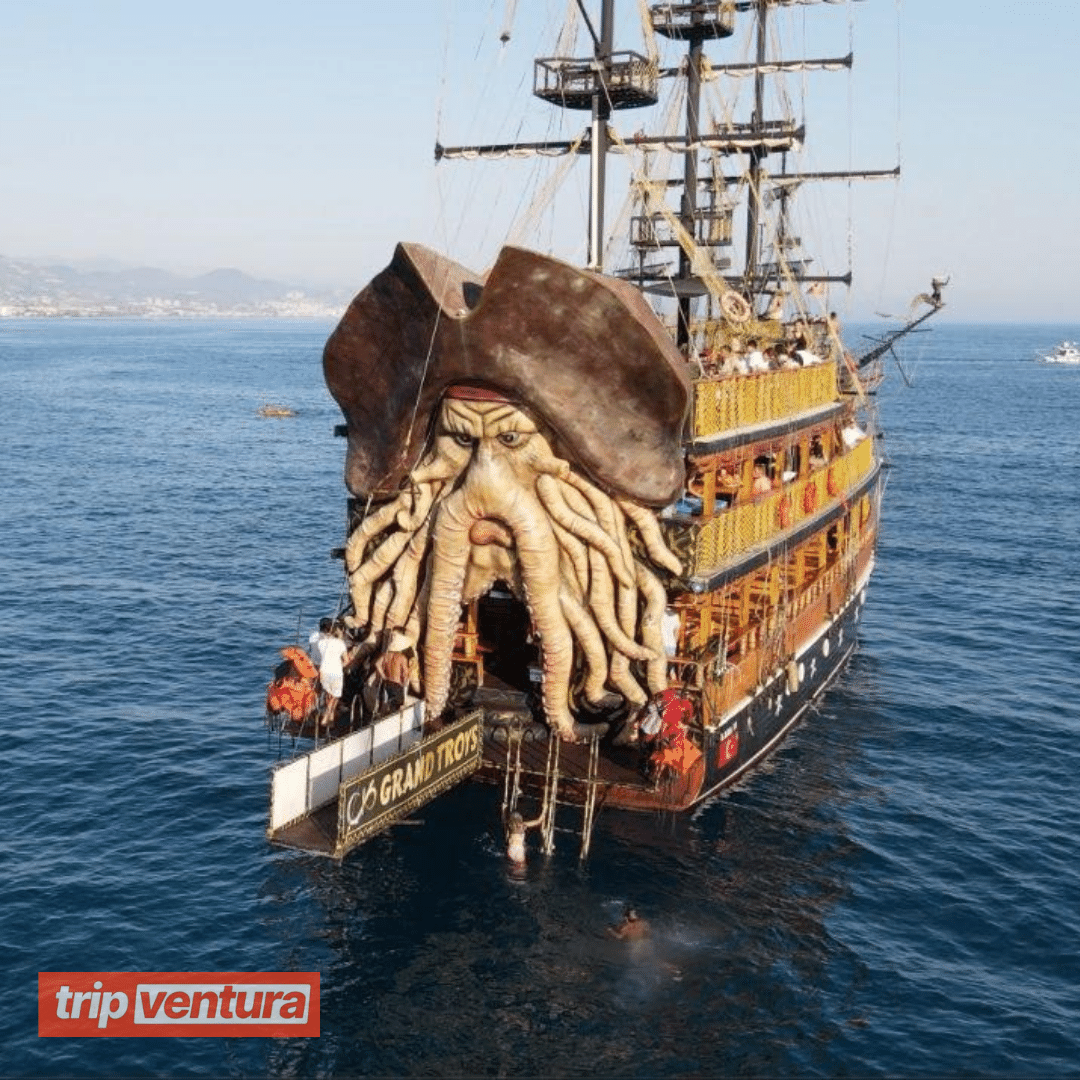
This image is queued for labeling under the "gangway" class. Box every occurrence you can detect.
[267,702,483,859]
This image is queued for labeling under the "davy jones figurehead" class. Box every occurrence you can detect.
[323,243,691,741]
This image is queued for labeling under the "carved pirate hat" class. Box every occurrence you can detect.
[323,243,690,507]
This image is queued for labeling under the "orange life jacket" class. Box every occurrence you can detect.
[267,676,316,722]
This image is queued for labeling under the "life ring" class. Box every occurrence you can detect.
[802,483,818,514]
[720,291,752,325]
[778,494,793,529]
[826,467,841,497]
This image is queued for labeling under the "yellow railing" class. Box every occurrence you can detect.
[687,435,875,577]
[692,363,838,440]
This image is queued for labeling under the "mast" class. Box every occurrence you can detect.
[436,0,907,312]
[677,8,703,346]
[650,3,736,346]
[744,0,767,289]
[588,0,616,270]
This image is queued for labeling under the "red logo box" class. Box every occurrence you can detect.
[39,972,319,1037]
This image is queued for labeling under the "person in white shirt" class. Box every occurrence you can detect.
[794,335,823,366]
[746,338,769,373]
[308,617,333,669]
[841,422,866,449]
[317,623,351,729]
[661,607,681,657]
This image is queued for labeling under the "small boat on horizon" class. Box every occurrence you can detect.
[1038,341,1080,364]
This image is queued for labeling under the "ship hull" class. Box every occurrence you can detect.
[474,544,874,816]
[696,558,868,803]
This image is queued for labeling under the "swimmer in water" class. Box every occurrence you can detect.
[608,906,650,941]
[505,810,543,865]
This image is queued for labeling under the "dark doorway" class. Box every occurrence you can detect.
[476,585,538,693]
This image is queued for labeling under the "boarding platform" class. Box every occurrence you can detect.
[267,702,482,859]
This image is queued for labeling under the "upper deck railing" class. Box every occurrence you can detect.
[664,435,876,580]
[691,362,839,441]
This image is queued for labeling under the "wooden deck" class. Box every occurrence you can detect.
[475,695,704,814]
[269,802,339,856]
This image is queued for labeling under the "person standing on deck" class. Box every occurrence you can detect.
[308,617,333,669]
[746,339,769,373]
[317,622,351,730]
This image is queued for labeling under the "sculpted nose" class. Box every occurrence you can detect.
[463,439,509,492]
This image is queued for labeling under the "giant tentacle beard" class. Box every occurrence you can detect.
[344,394,682,742]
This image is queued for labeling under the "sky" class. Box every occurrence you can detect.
[2,0,1077,323]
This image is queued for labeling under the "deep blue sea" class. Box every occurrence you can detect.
[2,318,1078,1078]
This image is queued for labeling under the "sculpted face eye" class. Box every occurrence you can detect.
[497,431,527,447]
[451,432,476,448]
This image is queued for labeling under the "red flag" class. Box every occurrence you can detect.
[718,730,739,767]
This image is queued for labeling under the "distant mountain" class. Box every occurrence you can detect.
[0,255,351,317]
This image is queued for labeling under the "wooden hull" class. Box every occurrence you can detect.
[472,515,877,816]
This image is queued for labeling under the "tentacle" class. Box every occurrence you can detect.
[395,480,439,531]
[530,457,571,480]
[408,453,468,487]
[558,585,612,705]
[384,514,435,631]
[611,499,640,642]
[346,528,416,620]
[485,484,578,740]
[586,548,657,663]
[403,575,429,695]
[351,528,414,588]
[561,470,621,535]
[550,518,590,597]
[598,496,645,705]
[517,440,571,481]
[556,477,600,524]
[536,475,634,589]
[451,444,580,740]
[635,563,670,694]
[611,509,646,699]
[617,497,684,576]
[606,651,649,707]
[344,491,412,573]
[422,491,473,719]
[367,576,396,639]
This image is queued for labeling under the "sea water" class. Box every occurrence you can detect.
[2,318,1078,1077]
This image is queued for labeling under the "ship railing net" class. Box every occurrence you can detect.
[672,435,875,578]
[691,362,838,439]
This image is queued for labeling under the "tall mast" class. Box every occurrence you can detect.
[744,0,768,287]
[650,4,735,347]
[437,0,898,307]
[588,0,616,270]
[677,9,704,347]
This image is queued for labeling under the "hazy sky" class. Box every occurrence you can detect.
[2,0,1077,322]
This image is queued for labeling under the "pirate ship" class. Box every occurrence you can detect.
[267,0,944,857]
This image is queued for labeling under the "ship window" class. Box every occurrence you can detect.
[752,455,774,495]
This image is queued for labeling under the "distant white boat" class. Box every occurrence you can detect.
[1039,341,1080,364]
